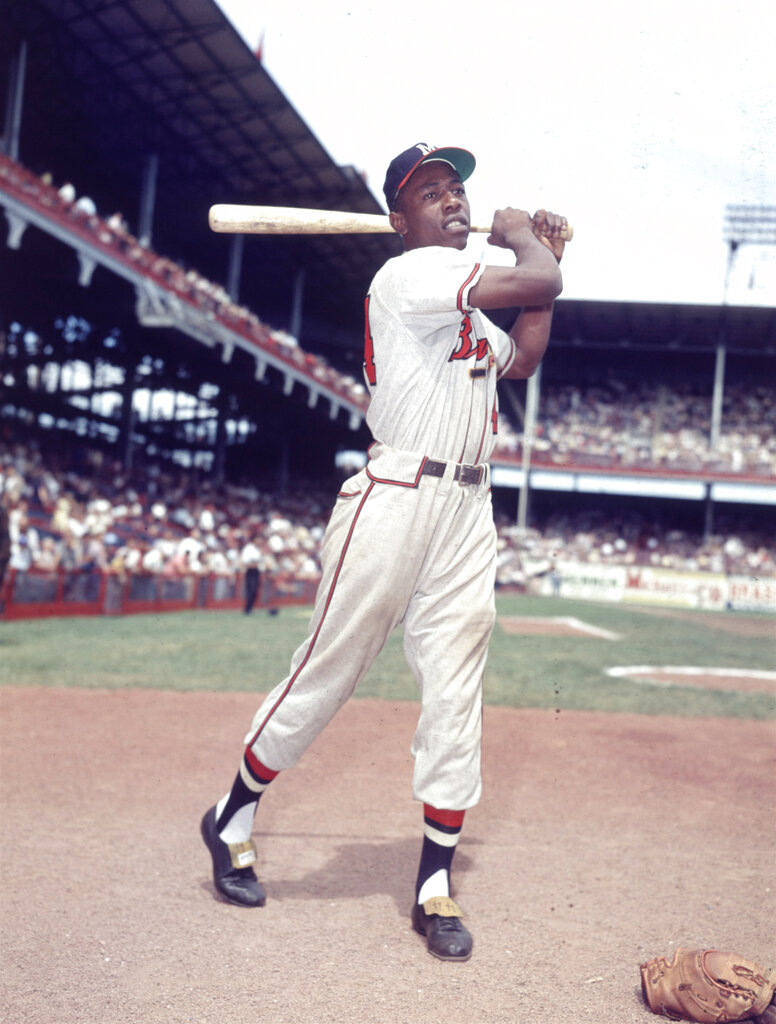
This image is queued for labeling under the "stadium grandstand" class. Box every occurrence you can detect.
[1,0,774,620]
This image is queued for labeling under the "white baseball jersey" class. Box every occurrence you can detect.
[364,245,516,465]
[244,245,514,811]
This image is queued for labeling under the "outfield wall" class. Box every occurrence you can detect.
[3,565,773,620]
[536,561,776,614]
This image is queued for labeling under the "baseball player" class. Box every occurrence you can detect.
[240,533,263,614]
[201,142,566,961]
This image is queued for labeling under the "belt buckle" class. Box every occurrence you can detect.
[455,464,483,486]
[423,459,483,486]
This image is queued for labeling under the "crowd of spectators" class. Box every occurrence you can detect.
[0,440,329,588]
[0,154,369,413]
[495,379,776,477]
[1,439,773,601]
[493,506,775,589]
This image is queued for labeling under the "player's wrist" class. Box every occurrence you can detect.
[502,224,536,252]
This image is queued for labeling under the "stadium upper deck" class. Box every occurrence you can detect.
[1,0,774,500]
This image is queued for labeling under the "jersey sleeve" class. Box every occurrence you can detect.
[474,310,516,377]
[492,328,517,378]
[371,247,486,339]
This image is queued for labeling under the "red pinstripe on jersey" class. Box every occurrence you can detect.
[472,412,489,465]
[245,481,377,749]
[497,335,517,378]
[456,264,480,312]
[363,294,376,387]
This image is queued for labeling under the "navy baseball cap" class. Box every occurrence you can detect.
[383,143,476,211]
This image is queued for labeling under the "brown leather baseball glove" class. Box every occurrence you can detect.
[640,948,776,1023]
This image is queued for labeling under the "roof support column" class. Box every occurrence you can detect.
[703,483,714,542]
[290,267,304,341]
[227,233,243,302]
[3,210,28,249]
[710,342,726,452]
[120,365,138,475]
[277,439,289,495]
[2,40,27,161]
[517,363,541,529]
[138,153,159,247]
[213,391,227,487]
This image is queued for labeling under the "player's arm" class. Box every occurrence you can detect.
[501,301,555,379]
[470,208,566,379]
[468,207,564,310]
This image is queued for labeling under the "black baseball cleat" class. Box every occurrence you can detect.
[200,806,266,907]
[411,896,473,961]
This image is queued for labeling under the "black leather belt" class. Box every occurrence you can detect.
[421,459,485,486]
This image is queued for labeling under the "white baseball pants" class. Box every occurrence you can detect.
[244,445,497,810]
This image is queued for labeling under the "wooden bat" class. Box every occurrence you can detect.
[208,204,574,241]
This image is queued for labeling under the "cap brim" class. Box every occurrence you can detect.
[421,147,476,183]
[393,146,476,204]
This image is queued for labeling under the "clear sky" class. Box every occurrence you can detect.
[217,0,775,308]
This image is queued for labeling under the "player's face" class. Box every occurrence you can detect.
[390,161,470,251]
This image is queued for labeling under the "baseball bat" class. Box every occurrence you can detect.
[208,204,574,241]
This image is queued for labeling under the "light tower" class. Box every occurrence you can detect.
[704,205,776,538]
[722,205,776,302]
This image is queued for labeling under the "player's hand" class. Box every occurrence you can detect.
[532,209,567,263]
[487,207,534,249]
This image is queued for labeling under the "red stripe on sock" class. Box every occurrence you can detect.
[423,805,465,829]
[244,746,280,781]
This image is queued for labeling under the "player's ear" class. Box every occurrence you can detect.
[389,210,407,236]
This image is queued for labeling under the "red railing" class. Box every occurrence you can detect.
[0,568,319,620]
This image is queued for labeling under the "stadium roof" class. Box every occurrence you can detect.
[549,299,776,355]
[2,0,775,432]
[3,0,775,367]
[1,0,774,491]
[2,0,390,205]
[0,0,401,358]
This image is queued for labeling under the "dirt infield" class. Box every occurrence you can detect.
[1,686,774,1024]
[499,616,620,639]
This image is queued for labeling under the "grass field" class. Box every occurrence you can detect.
[0,594,773,720]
